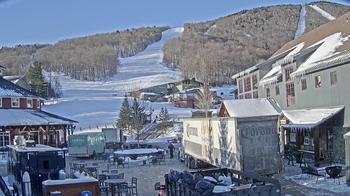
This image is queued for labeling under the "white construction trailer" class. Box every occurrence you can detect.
[182,98,282,175]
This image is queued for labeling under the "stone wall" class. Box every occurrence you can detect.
[332,127,350,164]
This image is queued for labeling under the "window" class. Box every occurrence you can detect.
[290,130,296,143]
[0,98,2,108]
[238,79,243,93]
[0,132,10,147]
[315,75,321,88]
[27,99,33,108]
[253,91,258,98]
[11,98,19,108]
[286,83,295,106]
[187,127,198,136]
[252,74,258,90]
[301,78,307,90]
[330,71,337,86]
[266,88,270,97]
[275,85,280,96]
[244,93,252,99]
[244,77,251,92]
[238,94,244,99]
[285,66,294,81]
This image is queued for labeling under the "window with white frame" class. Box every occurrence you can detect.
[0,132,10,147]
[266,87,270,97]
[330,71,337,86]
[27,99,33,108]
[315,75,321,88]
[11,98,20,108]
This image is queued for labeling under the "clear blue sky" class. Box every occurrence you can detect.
[0,0,349,47]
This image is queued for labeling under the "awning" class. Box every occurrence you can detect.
[0,109,77,127]
[282,106,344,129]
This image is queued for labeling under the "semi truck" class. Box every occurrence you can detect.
[68,132,105,157]
[182,98,282,175]
[102,128,124,149]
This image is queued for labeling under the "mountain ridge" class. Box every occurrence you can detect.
[163,1,350,84]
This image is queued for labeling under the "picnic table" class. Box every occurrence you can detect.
[105,179,127,196]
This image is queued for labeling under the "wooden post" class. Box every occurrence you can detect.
[314,127,320,166]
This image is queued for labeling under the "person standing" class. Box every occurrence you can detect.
[168,142,175,159]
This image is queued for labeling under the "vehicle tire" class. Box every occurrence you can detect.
[184,155,190,168]
[189,158,196,169]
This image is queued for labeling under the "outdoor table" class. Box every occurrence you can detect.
[114,148,165,158]
[85,165,99,170]
[105,179,127,196]
[105,173,120,179]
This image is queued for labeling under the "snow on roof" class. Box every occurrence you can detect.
[282,106,344,129]
[7,144,64,152]
[259,43,305,86]
[273,12,350,59]
[42,177,98,186]
[0,109,77,127]
[222,98,281,118]
[140,92,159,96]
[231,65,258,79]
[302,51,350,74]
[292,33,349,77]
[0,76,38,98]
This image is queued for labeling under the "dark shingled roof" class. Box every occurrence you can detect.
[0,76,40,98]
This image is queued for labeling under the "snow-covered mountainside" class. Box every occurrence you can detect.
[43,28,192,132]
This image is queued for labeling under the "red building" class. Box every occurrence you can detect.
[0,76,77,147]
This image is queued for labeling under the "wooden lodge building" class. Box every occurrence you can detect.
[0,75,77,148]
[232,12,350,166]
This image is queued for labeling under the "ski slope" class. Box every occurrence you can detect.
[309,4,335,21]
[294,5,306,38]
[43,28,192,132]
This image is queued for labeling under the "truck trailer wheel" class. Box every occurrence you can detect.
[189,157,197,169]
[184,155,189,168]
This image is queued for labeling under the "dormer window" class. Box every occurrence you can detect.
[27,99,33,108]
[11,98,20,108]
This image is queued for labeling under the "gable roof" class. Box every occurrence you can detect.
[221,98,281,118]
[0,76,40,98]
[282,106,344,129]
[0,109,77,127]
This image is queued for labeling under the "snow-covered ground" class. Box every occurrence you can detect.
[286,173,350,193]
[309,5,335,21]
[295,5,306,38]
[43,27,193,132]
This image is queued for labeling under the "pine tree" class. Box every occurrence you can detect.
[27,61,47,98]
[130,97,146,146]
[158,107,171,135]
[117,95,130,133]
